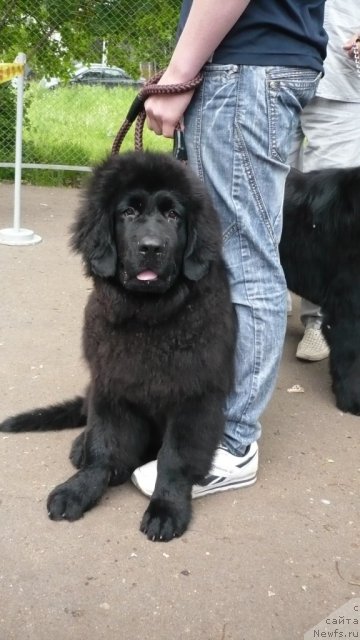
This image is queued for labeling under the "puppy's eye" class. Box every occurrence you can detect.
[122,207,136,218]
[165,209,179,221]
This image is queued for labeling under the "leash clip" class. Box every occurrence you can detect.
[173,129,187,162]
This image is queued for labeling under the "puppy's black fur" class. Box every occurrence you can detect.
[0,152,236,540]
[281,166,360,415]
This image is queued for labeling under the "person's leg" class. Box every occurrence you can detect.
[132,65,320,497]
[301,97,360,170]
[287,119,305,170]
[184,64,320,458]
[300,298,323,329]
[286,120,306,318]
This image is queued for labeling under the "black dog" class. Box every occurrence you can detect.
[0,152,236,541]
[281,165,360,415]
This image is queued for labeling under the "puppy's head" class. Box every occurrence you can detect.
[71,151,222,293]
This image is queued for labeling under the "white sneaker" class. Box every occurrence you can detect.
[296,326,330,361]
[131,442,258,499]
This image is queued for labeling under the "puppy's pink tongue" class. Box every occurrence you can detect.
[136,271,158,281]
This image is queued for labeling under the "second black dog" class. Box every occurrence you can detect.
[281,165,360,415]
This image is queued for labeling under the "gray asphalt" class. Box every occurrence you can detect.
[0,183,359,640]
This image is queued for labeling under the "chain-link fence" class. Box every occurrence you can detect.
[0,1,180,185]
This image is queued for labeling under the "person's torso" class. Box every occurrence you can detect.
[178,0,327,72]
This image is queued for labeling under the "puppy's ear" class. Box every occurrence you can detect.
[182,187,223,281]
[183,227,210,281]
[71,207,117,278]
[87,214,117,277]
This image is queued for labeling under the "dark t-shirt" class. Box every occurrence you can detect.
[178,0,327,72]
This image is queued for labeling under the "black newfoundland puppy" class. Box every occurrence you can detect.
[0,152,236,541]
[281,166,360,415]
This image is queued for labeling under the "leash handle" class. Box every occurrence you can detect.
[173,129,187,162]
[112,71,203,156]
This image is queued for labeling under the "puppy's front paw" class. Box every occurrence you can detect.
[47,485,85,522]
[140,498,191,542]
[69,431,86,469]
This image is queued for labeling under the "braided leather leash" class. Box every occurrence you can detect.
[111,71,203,158]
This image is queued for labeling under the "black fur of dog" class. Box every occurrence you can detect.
[281,166,360,415]
[0,152,236,541]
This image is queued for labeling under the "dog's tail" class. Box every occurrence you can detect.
[0,396,87,433]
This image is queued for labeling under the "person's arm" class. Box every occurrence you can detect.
[145,0,251,137]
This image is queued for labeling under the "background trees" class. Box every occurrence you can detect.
[0,0,180,78]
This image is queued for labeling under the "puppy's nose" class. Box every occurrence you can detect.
[138,236,164,255]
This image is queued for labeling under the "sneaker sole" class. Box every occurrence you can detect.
[192,473,257,498]
[131,472,258,499]
[296,351,329,361]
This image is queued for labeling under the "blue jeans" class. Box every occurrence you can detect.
[184,64,320,454]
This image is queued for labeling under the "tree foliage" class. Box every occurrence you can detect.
[0,0,180,78]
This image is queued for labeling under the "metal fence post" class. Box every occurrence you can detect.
[0,53,41,246]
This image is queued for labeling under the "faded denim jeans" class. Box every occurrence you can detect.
[184,65,320,454]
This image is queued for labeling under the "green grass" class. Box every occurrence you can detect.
[1,84,172,186]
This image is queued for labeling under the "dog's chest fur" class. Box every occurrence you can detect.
[82,285,234,408]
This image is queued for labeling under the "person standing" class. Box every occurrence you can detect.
[132,0,326,497]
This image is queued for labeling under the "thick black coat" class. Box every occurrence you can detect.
[281,166,360,415]
[0,152,236,541]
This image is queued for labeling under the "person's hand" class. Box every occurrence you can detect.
[145,91,195,138]
[343,33,360,58]
[144,68,195,138]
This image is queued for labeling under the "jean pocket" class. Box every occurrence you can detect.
[266,68,321,162]
[266,67,321,85]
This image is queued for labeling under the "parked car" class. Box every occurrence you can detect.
[71,64,143,87]
[41,64,143,89]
